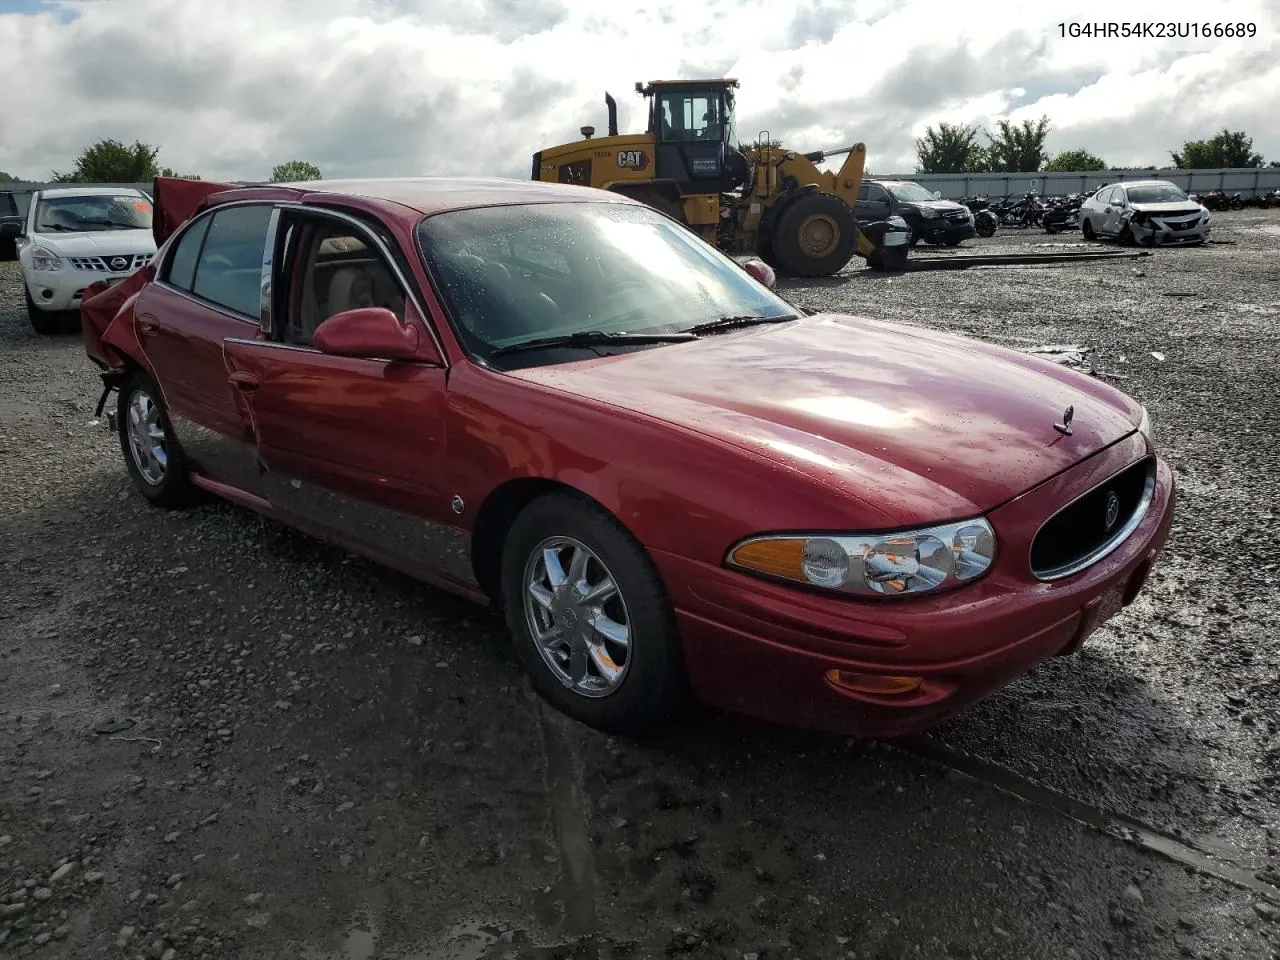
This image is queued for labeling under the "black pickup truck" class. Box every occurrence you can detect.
[1,190,23,261]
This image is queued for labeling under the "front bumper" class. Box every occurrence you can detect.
[23,268,134,312]
[918,219,977,243]
[1129,214,1210,245]
[655,433,1175,738]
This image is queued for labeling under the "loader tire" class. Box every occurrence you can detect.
[771,193,858,277]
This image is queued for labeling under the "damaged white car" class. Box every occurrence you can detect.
[1080,180,1210,246]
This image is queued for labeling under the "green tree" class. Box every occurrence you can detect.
[51,138,161,182]
[963,146,991,172]
[159,167,202,179]
[1269,160,1280,168]
[1044,148,1107,172]
[984,115,1052,172]
[1170,129,1263,168]
[270,160,322,182]
[914,122,984,173]
[0,171,17,182]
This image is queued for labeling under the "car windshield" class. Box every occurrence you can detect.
[34,194,153,233]
[1126,184,1188,204]
[888,182,938,203]
[416,201,796,363]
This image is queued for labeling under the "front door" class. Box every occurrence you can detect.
[132,201,277,496]
[218,208,475,592]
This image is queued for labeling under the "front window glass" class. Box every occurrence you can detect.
[417,201,795,365]
[34,194,153,233]
[887,182,937,203]
[1125,183,1189,204]
[658,91,723,142]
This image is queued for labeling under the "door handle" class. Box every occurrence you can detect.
[137,319,159,336]
[228,371,260,391]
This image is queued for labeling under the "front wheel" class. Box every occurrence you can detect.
[500,492,688,735]
[117,371,199,508]
[1082,218,1097,240]
[770,193,858,277]
[25,285,60,335]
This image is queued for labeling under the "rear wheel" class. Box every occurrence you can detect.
[117,371,199,508]
[771,193,858,277]
[500,491,687,735]
[1082,218,1096,240]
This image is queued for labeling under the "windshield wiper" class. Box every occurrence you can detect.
[489,330,699,356]
[683,313,799,335]
[79,219,136,229]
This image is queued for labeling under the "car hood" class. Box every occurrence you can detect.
[28,230,155,255]
[509,313,1143,526]
[901,199,968,215]
[1129,201,1203,215]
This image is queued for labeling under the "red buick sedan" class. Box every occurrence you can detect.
[81,176,1174,739]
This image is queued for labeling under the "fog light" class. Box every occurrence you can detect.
[824,670,923,696]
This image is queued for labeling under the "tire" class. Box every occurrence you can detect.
[770,193,858,277]
[116,371,199,508]
[1082,218,1096,240]
[25,285,60,335]
[1119,224,1134,245]
[500,491,687,735]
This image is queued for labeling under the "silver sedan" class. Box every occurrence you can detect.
[1079,180,1210,246]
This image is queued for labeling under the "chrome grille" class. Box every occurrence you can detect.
[1030,456,1156,581]
[68,253,153,272]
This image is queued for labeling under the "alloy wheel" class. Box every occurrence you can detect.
[125,388,168,485]
[523,536,631,698]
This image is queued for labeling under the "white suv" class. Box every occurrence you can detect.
[18,186,157,334]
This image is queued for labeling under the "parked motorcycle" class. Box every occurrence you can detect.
[990,192,1046,228]
[1263,188,1280,209]
[1042,193,1083,233]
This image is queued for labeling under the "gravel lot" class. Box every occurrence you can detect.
[2,213,1279,960]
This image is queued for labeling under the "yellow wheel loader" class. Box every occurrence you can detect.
[531,79,909,275]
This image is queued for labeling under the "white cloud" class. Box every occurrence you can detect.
[0,0,1277,182]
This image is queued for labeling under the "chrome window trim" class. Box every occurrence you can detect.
[1031,454,1157,582]
[259,207,281,334]
[268,200,448,365]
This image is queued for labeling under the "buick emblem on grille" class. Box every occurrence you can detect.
[110,257,129,270]
[1053,405,1074,436]
[1104,489,1120,531]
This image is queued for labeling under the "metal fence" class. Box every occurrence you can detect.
[869,167,1280,200]
[5,168,1279,211]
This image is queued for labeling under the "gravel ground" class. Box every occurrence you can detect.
[2,213,1279,960]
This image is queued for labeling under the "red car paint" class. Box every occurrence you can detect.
[84,176,1175,738]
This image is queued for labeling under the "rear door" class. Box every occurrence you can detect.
[218,205,474,591]
[132,201,277,496]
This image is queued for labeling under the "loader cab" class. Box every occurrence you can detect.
[638,79,748,196]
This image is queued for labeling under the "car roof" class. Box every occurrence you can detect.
[37,186,149,199]
[1112,180,1178,189]
[229,177,633,218]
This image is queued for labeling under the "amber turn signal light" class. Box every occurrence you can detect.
[824,670,923,696]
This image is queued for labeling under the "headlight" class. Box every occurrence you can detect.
[1137,406,1151,444]
[29,248,64,271]
[725,517,997,598]
[920,208,941,219]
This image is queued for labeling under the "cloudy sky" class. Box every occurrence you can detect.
[1,0,1276,183]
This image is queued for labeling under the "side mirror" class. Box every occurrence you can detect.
[313,307,422,360]
[932,190,942,200]
[742,258,776,289]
